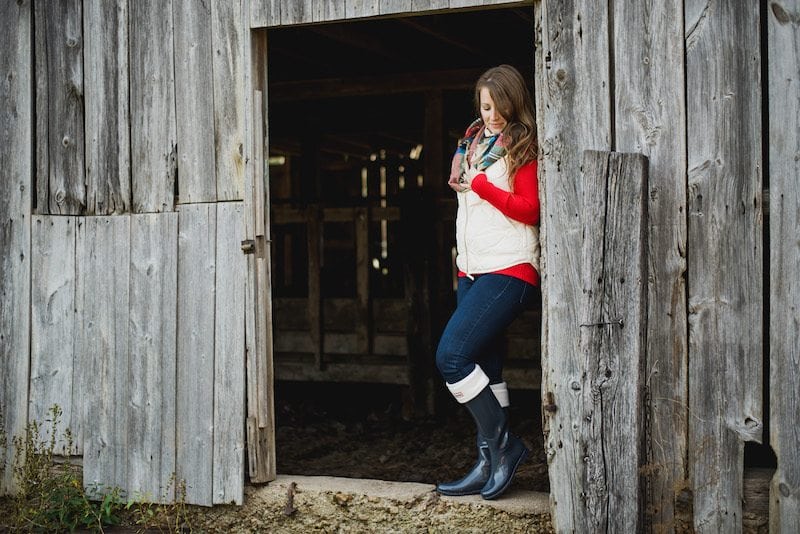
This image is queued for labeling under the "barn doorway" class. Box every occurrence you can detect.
[264,6,546,491]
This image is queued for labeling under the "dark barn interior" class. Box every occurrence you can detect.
[266,6,548,490]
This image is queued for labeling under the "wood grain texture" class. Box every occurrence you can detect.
[34,0,85,215]
[212,202,246,505]
[79,216,131,495]
[250,0,280,27]
[0,0,32,494]
[611,1,688,530]
[412,0,448,11]
[686,1,763,532]
[128,213,178,503]
[83,0,131,215]
[130,0,177,213]
[213,0,247,201]
[577,150,648,533]
[176,204,217,506]
[173,0,217,204]
[536,1,611,532]
[768,1,800,531]
[282,0,313,24]
[346,0,380,19]
[315,0,347,21]
[379,0,413,15]
[30,216,79,456]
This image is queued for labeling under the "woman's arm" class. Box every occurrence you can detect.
[470,161,539,225]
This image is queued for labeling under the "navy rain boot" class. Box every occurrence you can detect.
[463,387,528,500]
[436,382,511,496]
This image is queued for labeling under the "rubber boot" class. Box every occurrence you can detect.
[436,382,510,496]
[462,386,528,500]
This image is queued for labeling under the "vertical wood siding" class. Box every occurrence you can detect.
[30,216,79,455]
[212,0,247,201]
[611,1,688,531]
[130,1,177,213]
[536,1,611,532]
[128,213,178,503]
[250,0,517,26]
[173,0,217,204]
[34,0,85,215]
[213,203,247,505]
[83,0,131,215]
[0,0,32,495]
[176,204,217,506]
[768,1,800,531]
[577,151,648,533]
[80,217,131,494]
[686,1,763,532]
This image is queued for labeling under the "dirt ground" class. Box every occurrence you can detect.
[274,381,550,493]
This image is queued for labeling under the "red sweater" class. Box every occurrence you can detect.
[458,160,540,286]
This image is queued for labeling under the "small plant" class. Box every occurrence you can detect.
[2,404,191,533]
[9,405,123,532]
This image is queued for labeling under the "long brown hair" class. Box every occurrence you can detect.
[474,65,538,184]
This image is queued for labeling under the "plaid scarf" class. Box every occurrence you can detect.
[450,118,508,182]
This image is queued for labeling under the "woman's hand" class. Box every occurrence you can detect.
[448,166,480,193]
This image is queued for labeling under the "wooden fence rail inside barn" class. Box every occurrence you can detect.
[1,1,799,533]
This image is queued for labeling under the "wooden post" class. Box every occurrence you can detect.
[611,1,688,529]
[536,2,612,531]
[0,0,32,495]
[686,2,763,532]
[355,207,371,355]
[570,150,648,532]
[308,205,323,369]
[768,1,800,531]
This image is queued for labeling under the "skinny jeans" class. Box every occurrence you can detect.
[435,273,537,384]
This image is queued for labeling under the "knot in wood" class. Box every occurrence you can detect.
[55,189,66,203]
[62,135,71,148]
[779,483,791,497]
[555,69,567,82]
[570,381,581,391]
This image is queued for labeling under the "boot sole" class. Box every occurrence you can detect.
[480,447,529,500]
[436,486,483,497]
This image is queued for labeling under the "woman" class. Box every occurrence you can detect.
[435,65,539,500]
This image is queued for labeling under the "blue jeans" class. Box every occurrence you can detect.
[435,274,537,384]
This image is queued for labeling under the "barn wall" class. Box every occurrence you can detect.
[537,0,780,533]
[7,0,254,506]
[0,0,33,496]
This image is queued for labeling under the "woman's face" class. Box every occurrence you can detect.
[479,87,508,134]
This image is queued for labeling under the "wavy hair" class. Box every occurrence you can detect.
[474,65,538,185]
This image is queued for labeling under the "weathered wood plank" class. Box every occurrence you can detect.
[536,1,611,532]
[83,0,131,215]
[449,0,518,7]
[173,0,217,204]
[130,0,177,213]
[611,0,687,530]
[79,216,131,495]
[577,150,648,533]
[282,0,313,24]
[249,80,276,482]
[346,0,380,19]
[686,1,763,532]
[176,204,217,506]
[128,213,178,503]
[315,0,347,21]
[30,216,78,456]
[34,0,85,215]
[0,0,32,493]
[412,0,448,11]
[250,0,280,27]
[380,0,413,14]
[212,0,247,201]
[213,202,246,505]
[768,1,800,531]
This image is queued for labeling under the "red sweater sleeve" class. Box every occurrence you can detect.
[470,160,539,225]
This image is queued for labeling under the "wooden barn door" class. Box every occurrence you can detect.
[244,30,276,484]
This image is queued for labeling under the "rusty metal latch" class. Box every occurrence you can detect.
[241,239,255,254]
